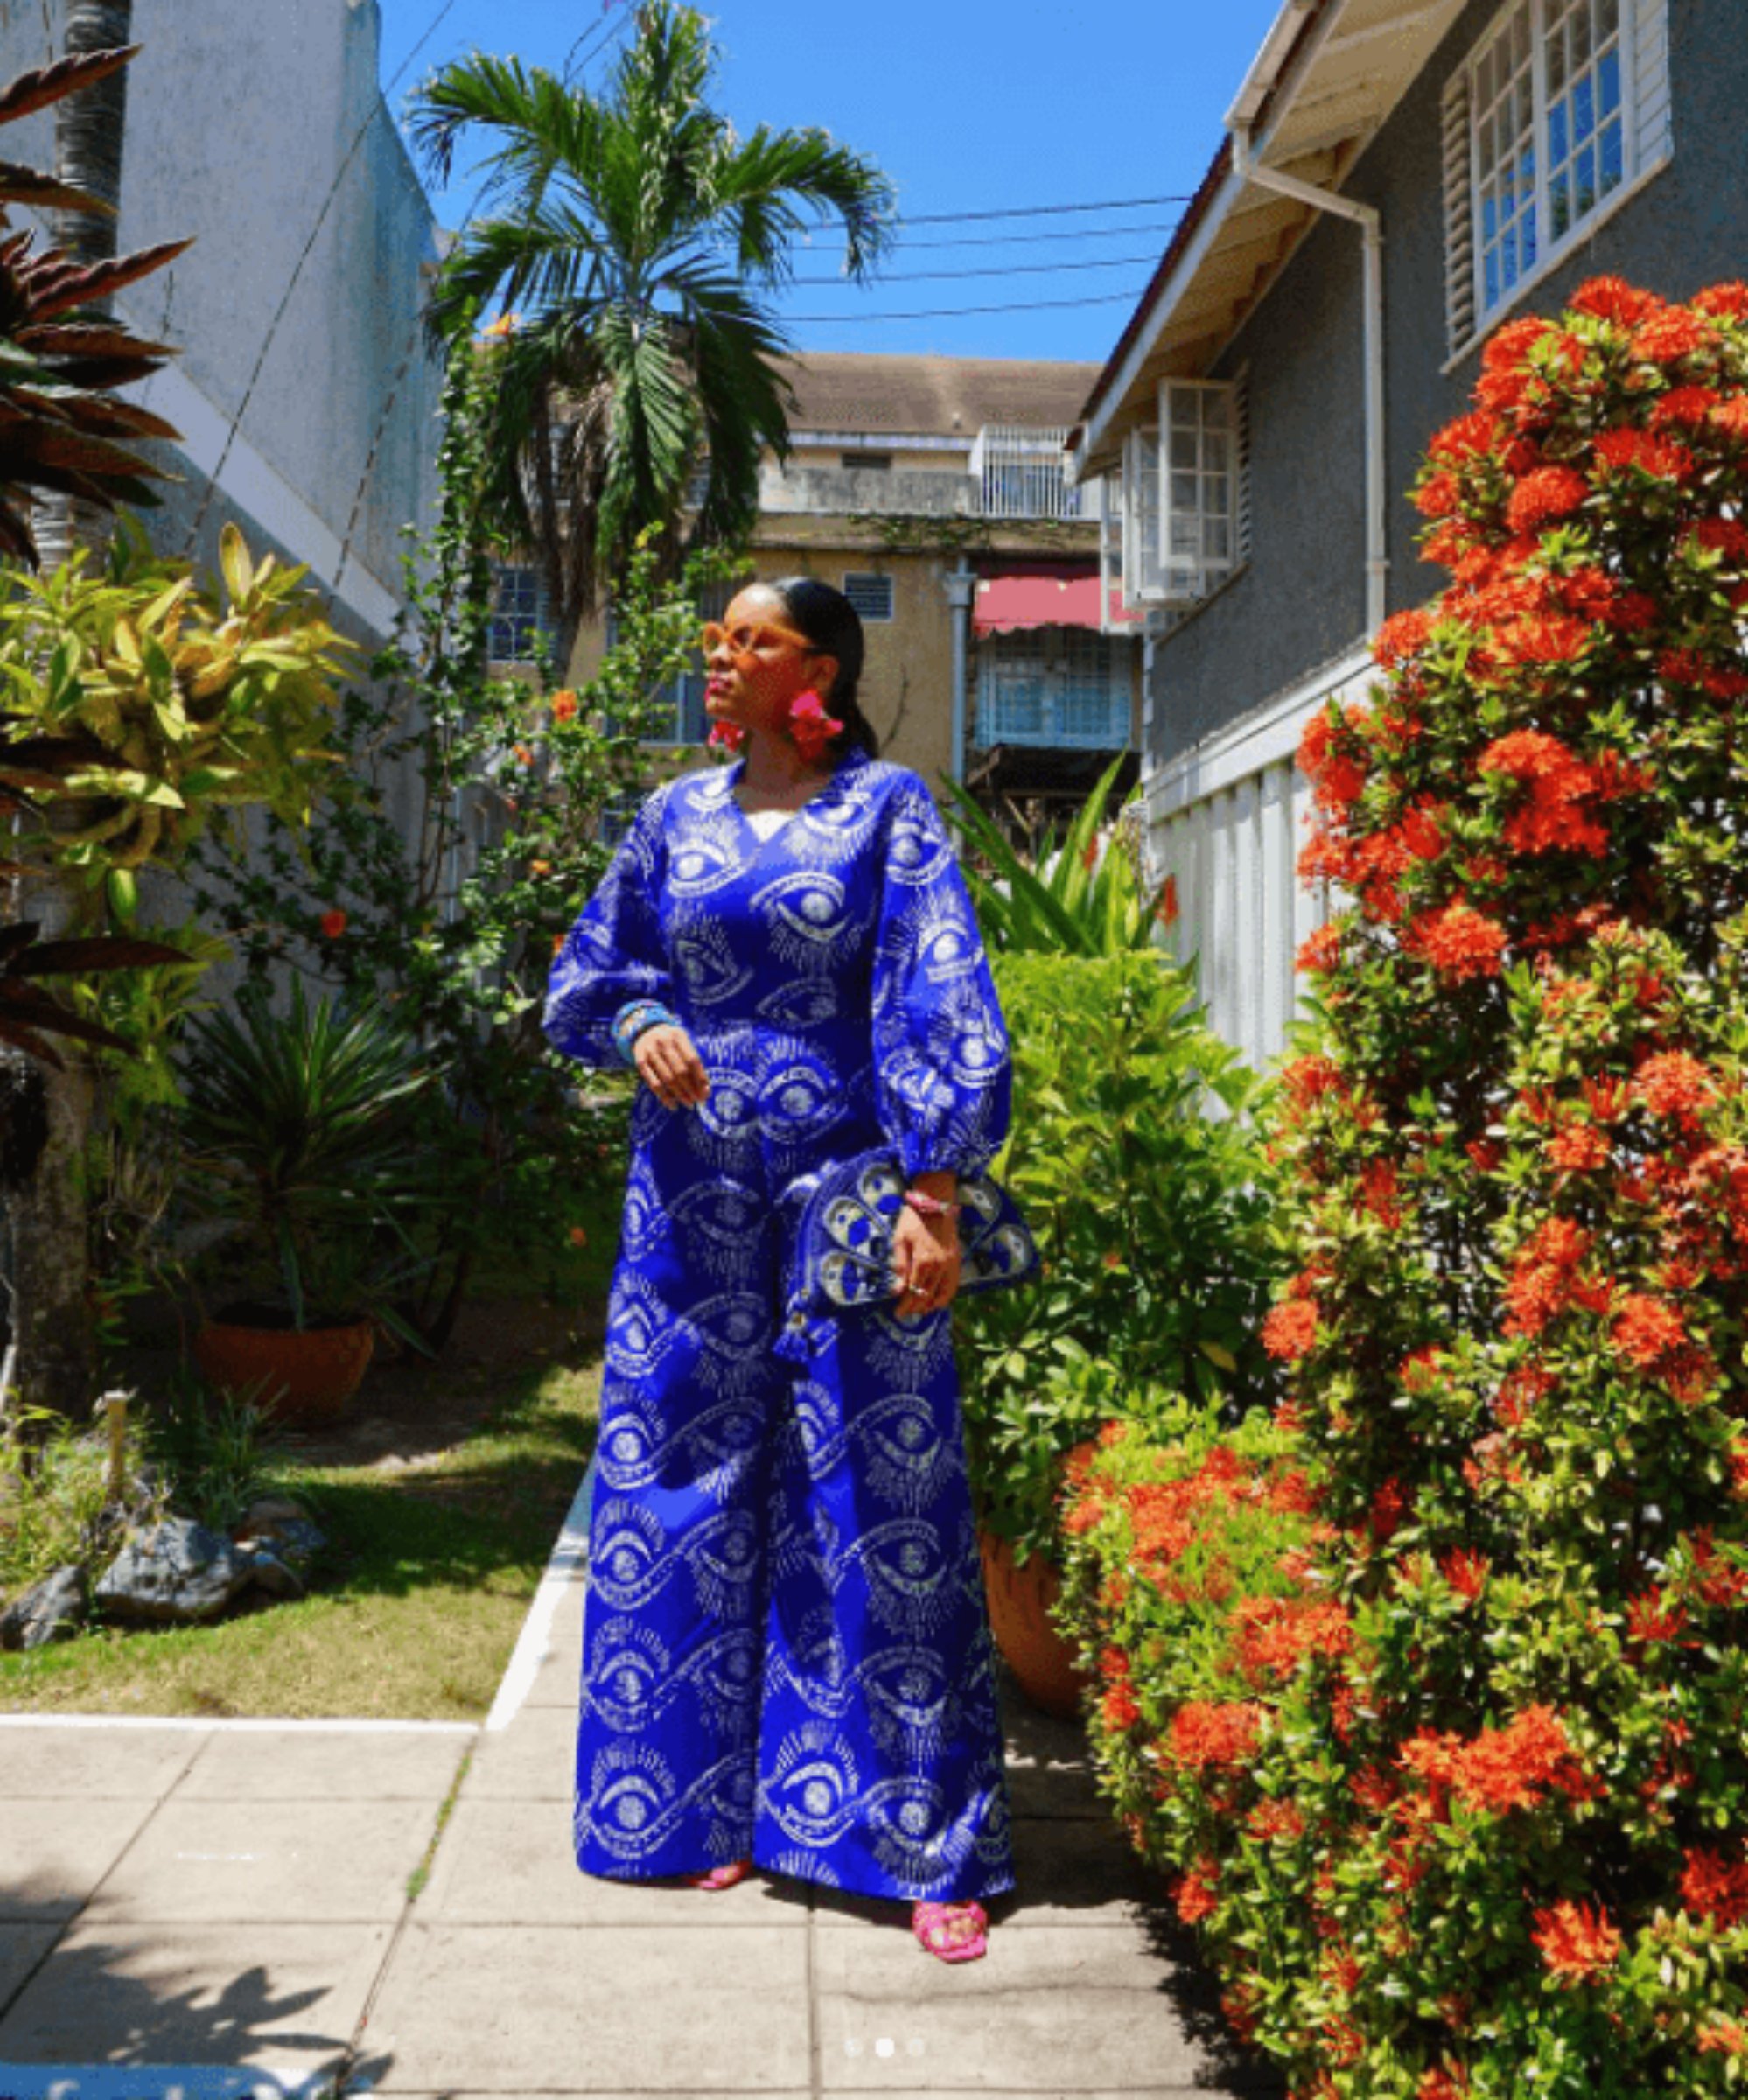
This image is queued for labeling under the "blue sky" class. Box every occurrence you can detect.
[377,0,1283,371]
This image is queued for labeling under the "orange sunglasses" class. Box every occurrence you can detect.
[700,619,815,663]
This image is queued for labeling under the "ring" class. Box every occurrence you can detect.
[907,1284,927,1296]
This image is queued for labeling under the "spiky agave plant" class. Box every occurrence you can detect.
[0,42,190,567]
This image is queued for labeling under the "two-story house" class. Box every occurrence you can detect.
[500,351,1144,831]
[1067,0,1743,1068]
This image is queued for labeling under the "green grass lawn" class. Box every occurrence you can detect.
[0,1354,602,1718]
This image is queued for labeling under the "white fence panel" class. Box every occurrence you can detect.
[1143,644,1373,1073]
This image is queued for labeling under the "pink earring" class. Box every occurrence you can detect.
[787,689,843,762]
[708,720,746,752]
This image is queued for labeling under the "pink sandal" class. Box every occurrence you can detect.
[686,1858,752,1891]
[912,1899,989,1963]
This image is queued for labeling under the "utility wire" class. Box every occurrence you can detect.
[184,0,461,556]
[859,216,1186,254]
[784,287,1149,324]
[894,192,1192,226]
[790,250,1161,288]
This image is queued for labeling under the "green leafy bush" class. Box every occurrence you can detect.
[955,949,1283,1559]
[942,754,1175,955]
[1059,276,1748,2099]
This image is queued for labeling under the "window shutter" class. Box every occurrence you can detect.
[1442,63,1477,360]
[1631,0,1674,174]
[1234,368,1253,568]
[843,571,894,622]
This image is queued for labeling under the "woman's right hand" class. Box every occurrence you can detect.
[633,1022,710,1110]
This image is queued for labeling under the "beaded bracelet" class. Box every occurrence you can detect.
[611,998,679,1067]
[902,1186,961,1220]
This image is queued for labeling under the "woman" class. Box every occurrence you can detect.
[542,576,1014,1963]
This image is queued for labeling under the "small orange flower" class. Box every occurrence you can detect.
[1531,1899,1622,1983]
[568,1225,588,1248]
[551,690,579,723]
[319,908,347,939]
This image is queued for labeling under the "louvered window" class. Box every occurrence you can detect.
[1444,0,1672,358]
[1118,379,1245,608]
[843,571,895,622]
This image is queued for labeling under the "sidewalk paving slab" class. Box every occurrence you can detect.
[0,1798,161,1922]
[80,1796,444,1926]
[175,1727,472,1802]
[0,1724,209,1799]
[0,1920,392,2089]
[815,1923,1252,2094]
[464,1704,575,1801]
[360,1920,813,2092]
[418,1795,794,1926]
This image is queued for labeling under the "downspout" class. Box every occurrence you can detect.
[1230,123,1388,635]
[944,561,975,787]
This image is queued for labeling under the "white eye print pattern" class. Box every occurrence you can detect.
[548,753,1016,1901]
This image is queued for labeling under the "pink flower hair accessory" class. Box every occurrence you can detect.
[787,688,843,762]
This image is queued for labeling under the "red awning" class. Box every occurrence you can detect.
[972,572,1101,634]
[972,571,1143,634]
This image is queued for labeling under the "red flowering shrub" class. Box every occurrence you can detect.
[1059,281,1748,2096]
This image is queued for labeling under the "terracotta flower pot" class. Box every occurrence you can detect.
[194,1306,374,1429]
[978,1525,1091,1719]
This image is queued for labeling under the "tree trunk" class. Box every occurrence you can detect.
[36,0,135,570]
[8,1,135,1416]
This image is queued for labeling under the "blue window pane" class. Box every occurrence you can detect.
[1551,168,1572,238]
[1549,102,1568,165]
[1483,191,1499,243]
[1486,248,1500,308]
[1599,46,1620,116]
[1577,143,1597,214]
[1600,118,1623,192]
[1522,204,1537,270]
[1502,226,1518,289]
[1575,74,1595,144]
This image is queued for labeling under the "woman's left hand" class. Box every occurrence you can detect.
[891,1205,961,1319]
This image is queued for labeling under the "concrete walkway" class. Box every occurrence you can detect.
[0,1508,1276,2100]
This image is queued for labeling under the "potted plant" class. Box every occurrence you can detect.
[178,981,438,1426]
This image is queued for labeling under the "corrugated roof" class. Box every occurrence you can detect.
[775,352,1104,439]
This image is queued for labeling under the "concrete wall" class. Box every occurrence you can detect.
[0,0,441,647]
[759,461,975,518]
[1148,0,1748,771]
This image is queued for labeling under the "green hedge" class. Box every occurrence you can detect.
[956,949,1285,1558]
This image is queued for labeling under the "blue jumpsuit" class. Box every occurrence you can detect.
[542,746,1017,1902]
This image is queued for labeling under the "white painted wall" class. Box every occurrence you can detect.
[1143,644,1370,1074]
[0,0,441,638]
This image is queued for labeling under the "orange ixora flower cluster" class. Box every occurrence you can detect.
[1058,279,1748,2098]
[1530,1899,1623,1984]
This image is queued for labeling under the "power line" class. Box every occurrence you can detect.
[784,288,1149,324]
[185,0,463,557]
[791,250,1161,288]
[893,192,1192,226]
[878,217,1186,253]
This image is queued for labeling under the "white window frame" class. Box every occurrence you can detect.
[1444,0,1673,360]
[1118,379,1242,609]
[843,571,895,623]
[488,563,550,667]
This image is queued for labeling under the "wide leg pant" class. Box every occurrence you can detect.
[576,1254,1015,1902]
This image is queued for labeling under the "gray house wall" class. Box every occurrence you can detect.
[1150,0,1748,771]
[0,0,441,650]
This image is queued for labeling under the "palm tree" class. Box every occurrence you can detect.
[411,0,895,673]
[37,0,136,571]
